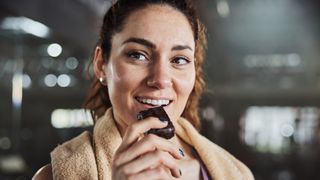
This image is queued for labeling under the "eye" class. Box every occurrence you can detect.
[127,51,148,61]
[171,56,190,65]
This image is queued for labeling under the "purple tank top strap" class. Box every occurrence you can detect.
[200,160,211,180]
[192,148,212,180]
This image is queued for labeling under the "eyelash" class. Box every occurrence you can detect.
[127,51,148,61]
[171,56,191,66]
[126,51,191,66]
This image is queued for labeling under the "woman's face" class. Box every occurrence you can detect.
[104,5,195,130]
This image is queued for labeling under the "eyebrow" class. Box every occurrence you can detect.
[122,37,193,52]
[122,38,156,49]
[171,45,193,52]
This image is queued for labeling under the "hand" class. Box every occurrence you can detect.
[112,117,184,180]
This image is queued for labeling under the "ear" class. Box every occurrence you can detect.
[93,46,107,82]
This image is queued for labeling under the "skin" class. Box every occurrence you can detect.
[33,4,201,180]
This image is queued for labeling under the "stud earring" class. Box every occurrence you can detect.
[99,77,107,85]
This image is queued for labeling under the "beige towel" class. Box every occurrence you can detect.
[51,108,254,179]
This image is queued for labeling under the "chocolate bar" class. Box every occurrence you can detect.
[137,106,175,139]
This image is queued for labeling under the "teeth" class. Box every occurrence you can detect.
[137,97,170,106]
[151,100,157,105]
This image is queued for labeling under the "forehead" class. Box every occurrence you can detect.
[113,4,195,48]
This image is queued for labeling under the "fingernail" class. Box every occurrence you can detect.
[137,113,144,120]
[179,148,184,157]
[161,120,168,124]
[179,169,182,176]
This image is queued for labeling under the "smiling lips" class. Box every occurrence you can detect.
[136,96,172,106]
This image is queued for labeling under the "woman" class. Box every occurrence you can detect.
[33,0,254,179]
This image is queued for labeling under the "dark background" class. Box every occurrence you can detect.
[1,0,320,179]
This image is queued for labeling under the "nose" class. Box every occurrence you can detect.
[147,61,173,89]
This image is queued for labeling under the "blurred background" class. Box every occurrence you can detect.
[1,0,320,179]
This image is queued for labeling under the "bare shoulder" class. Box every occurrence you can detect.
[32,164,53,180]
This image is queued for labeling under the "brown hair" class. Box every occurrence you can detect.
[84,0,207,130]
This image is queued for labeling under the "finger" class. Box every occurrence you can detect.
[117,117,168,153]
[122,150,181,178]
[116,134,183,167]
[127,166,174,180]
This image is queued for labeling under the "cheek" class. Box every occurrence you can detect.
[106,63,129,95]
[176,70,196,100]
[169,71,195,120]
[106,62,143,102]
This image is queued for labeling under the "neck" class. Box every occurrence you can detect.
[114,121,127,138]
[111,112,128,137]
